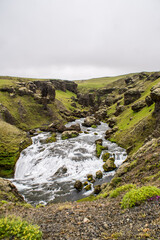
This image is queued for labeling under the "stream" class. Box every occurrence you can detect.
[11,118,127,205]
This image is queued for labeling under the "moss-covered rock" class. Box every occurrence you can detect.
[84,184,91,191]
[46,133,57,143]
[102,152,110,162]
[74,180,83,191]
[94,185,101,194]
[96,170,103,179]
[87,174,93,182]
[0,178,24,203]
[61,130,79,140]
[103,158,116,172]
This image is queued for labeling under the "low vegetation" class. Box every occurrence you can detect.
[0,216,42,240]
[121,186,160,209]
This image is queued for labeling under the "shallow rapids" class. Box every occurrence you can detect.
[11,118,127,205]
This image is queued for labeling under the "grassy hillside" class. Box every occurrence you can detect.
[0,76,79,177]
[75,72,149,92]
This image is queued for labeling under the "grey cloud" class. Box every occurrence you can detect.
[0,0,160,79]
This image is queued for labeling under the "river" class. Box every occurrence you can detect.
[11,118,127,205]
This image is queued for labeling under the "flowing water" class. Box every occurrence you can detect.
[11,118,127,205]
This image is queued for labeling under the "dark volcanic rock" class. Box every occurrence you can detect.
[77,93,95,107]
[74,180,83,191]
[131,100,146,112]
[124,89,141,105]
[50,79,77,93]
[150,84,160,115]
[145,95,154,106]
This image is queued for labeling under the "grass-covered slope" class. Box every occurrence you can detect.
[0,120,31,177]
[0,76,79,177]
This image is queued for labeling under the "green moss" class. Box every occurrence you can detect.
[46,133,57,143]
[121,186,160,209]
[0,216,42,240]
[84,184,91,191]
[109,184,136,198]
[110,177,122,187]
[102,152,110,162]
[96,144,107,158]
[91,125,97,128]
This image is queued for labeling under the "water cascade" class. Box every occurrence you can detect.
[12,118,127,205]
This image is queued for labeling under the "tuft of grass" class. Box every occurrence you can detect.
[91,124,97,128]
[121,186,160,209]
[0,216,42,240]
[109,184,136,198]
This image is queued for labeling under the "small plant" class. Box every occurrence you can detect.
[109,184,136,198]
[121,186,160,209]
[0,216,42,239]
[96,144,107,158]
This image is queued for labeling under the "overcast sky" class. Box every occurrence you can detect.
[0,0,160,80]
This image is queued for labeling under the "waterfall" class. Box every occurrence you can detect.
[11,118,127,205]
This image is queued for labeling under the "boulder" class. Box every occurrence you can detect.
[94,108,107,120]
[84,184,91,191]
[61,130,79,140]
[107,117,117,128]
[74,180,83,191]
[94,185,101,194]
[87,174,93,182]
[105,127,118,139]
[66,123,81,132]
[103,157,116,172]
[124,89,141,105]
[131,100,146,112]
[114,105,125,116]
[145,95,154,106]
[96,170,103,179]
[83,116,100,127]
[102,152,110,162]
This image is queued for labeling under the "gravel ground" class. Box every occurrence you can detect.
[1,197,160,240]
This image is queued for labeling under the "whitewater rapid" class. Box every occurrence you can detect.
[11,118,127,205]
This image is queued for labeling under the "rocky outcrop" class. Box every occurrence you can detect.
[145,95,154,106]
[77,93,95,107]
[97,88,116,96]
[131,100,146,112]
[83,116,100,127]
[50,79,77,93]
[114,105,125,116]
[150,84,160,115]
[0,178,24,202]
[124,89,141,105]
[0,104,16,125]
